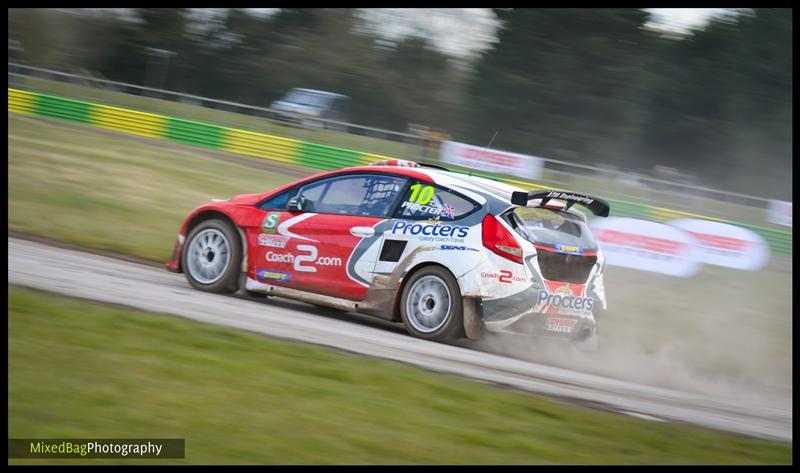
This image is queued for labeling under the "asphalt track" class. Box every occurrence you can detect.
[8,237,792,442]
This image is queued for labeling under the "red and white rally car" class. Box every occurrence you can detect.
[167,160,610,345]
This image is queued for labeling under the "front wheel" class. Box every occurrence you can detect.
[182,219,242,294]
[400,266,463,341]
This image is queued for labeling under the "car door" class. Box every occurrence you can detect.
[251,173,407,301]
[372,181,482,277]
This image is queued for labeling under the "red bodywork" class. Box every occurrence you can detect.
[166,166,433,300]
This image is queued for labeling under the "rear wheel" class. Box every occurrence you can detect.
[182,219,242,294]
[575,325,600,353]
[400,266,463,341]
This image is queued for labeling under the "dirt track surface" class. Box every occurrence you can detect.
[8,237,792,442]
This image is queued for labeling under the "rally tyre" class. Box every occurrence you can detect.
[575,325,601,353]
[182,219,242,294]
[400,266,464,342]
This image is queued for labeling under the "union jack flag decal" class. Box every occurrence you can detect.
[441,203,456,219]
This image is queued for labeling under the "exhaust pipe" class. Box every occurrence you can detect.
[575,327,592,341]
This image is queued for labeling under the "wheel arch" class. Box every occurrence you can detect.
[390,261,457,323]
[181,210,245,274]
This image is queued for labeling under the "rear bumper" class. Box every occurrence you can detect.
[479,287,597,340]
[488,312,596,342]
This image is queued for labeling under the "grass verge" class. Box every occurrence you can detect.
[8,287,791,464]
[9,114,297,261]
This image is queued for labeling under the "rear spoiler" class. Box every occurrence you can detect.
[511,190,610,217]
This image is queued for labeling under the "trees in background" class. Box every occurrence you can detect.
[463,8,791,198]
[463,8,655,167]
[632,9,792,195]
[7,8,792,198]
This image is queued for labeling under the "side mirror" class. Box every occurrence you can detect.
[287,196,307,212]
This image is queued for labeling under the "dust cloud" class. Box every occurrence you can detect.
[467,262,793,410]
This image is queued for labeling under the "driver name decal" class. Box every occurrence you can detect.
[400,201,442,216]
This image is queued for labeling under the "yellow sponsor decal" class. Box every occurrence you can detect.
[555,244,582,255]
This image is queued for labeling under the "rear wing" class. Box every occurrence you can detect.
[511,190,610,217]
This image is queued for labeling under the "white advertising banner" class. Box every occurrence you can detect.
[668,218,770,271]
[589,217,701,277]
[767,200,792,227]
[440,141,544,180]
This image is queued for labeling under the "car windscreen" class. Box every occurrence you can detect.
[511,207,598,251]
[285,90,334,108]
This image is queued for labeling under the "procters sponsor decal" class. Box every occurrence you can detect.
[481,270,527,284]
[256,268,291,283]
[536,280,594,316]
[258,233,289,248]
[668,218,770,271]
[537,286,593,313]
[265,245,342,273]
[390,221,470,243]
[589,217,700,277]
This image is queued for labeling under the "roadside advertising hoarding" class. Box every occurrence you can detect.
[440,141,544,181]
[767,200,792,227]
[668,218,770,271]
[589,217,701,277]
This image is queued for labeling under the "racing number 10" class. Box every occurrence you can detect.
[408,183,435,205]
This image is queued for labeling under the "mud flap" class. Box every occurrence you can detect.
[240,272,267,298]
[462,297,486,340]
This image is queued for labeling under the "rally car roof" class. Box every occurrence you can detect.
[367,165,591,222]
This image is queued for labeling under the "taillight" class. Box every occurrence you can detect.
[482,214,523,264]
